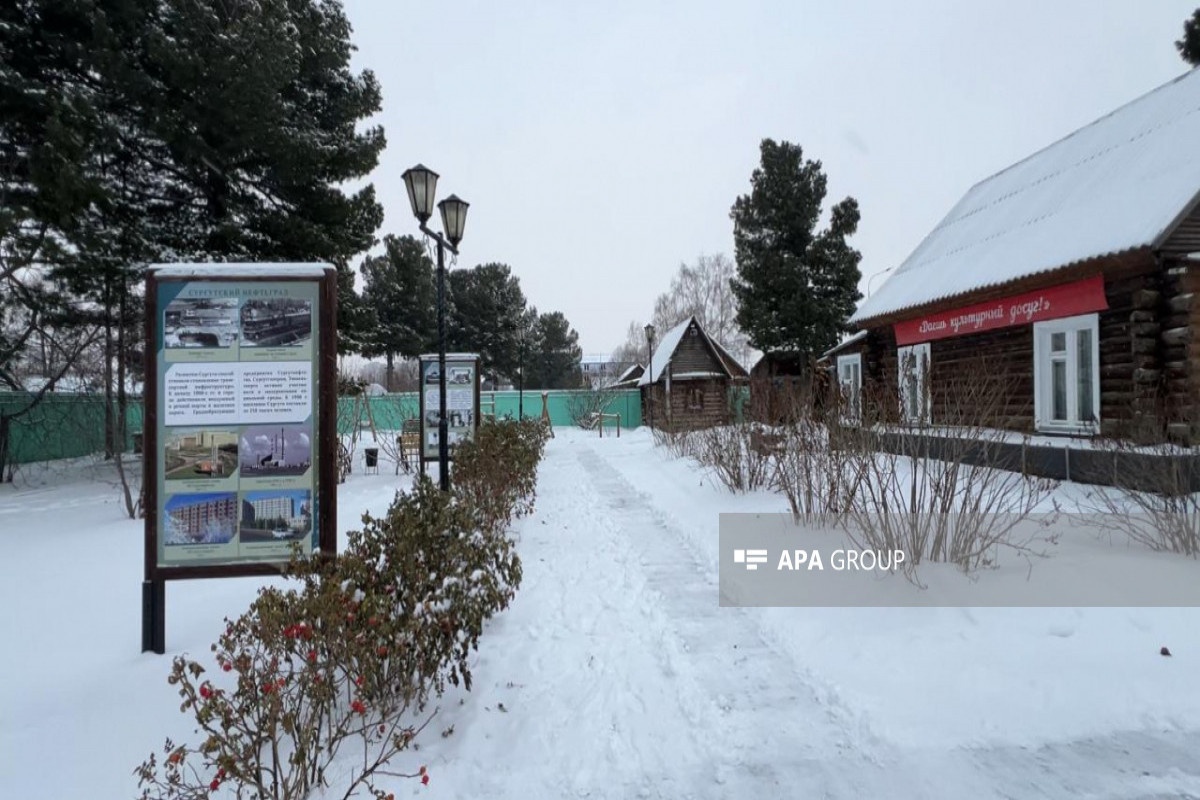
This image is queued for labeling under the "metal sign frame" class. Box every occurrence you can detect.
[141,265,338,653]
[416,352,481,473]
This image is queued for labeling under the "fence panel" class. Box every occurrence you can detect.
[4,388,647,465]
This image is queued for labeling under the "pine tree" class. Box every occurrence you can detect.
[525,312,583,390]
[729,139,861,359]
[447,263,529,384]
[1178,9,1200,65]
[360,235,437,388]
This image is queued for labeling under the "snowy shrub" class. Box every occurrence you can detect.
[136,422,546,800]
[694,422,775,493]
[134,560,435,800]
[1080,424,1200,556]
[453,418,548,537]
[774,418,863,525]
[840,367,1057,575]
[652,426,700,459]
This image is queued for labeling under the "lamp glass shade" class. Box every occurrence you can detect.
[438,194,469,246]
[644,323,656,342]
[402,164,439,223]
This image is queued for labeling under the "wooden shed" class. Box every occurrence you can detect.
[845,67,1200,445]
[638,317,749,430]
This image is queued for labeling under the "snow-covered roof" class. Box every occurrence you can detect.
[613,363,643,383]
[637,317,749,386]
[637,318,691,386]
[850,67,1200,325]
[150,263,333,278]
[821,330,868,359]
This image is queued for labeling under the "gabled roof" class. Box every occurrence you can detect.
[611,363,644,387]
[851,67,1200,325]
[637,316,750,386]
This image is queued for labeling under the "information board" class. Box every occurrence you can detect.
[418,353,481,461]
[143,265,337,585]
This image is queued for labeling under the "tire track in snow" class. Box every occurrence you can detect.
[572,444,891,798]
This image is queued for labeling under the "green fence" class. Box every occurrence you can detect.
[2,388,644,465]
[0,392,144,465]
[338,389,642,435]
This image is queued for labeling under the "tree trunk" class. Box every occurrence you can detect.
[0,414,10,483]
[103,277,115,459]
[114,282,137,519]
[386,351,394,392]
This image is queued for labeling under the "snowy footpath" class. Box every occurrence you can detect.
[2,429,1200,799]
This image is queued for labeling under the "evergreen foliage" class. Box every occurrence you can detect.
[1178,9,1200,65]
[729,139,861,359]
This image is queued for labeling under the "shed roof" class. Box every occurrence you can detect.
[637,317,749,387]
[850,67,1200,325]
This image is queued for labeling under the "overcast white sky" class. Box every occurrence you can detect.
[342,0,1198,354]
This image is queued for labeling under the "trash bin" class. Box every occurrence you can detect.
[364,448,379,469]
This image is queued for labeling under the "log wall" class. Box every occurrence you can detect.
[852,256,1196,440]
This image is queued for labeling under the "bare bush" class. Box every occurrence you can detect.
[567,384,623,429]
[693,421,775,493]
[1079,412,1200,556]
[840,360,1057,574]
[652,425,700,460]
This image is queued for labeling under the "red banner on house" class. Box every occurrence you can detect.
[893,275,1108,346]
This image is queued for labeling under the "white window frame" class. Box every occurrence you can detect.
[897,342,931,425]
[1033,313,1100,435]
[837,353,862,422]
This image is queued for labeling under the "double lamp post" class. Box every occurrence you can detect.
[400,164,468,491]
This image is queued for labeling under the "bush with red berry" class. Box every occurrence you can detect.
[135,422,545,799]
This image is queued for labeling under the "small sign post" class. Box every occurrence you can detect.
[141,264,338,654]
[417,353,481,480]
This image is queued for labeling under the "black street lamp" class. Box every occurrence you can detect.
[644,323,656,431]
[518,331,526,420]
[402,163,469,492]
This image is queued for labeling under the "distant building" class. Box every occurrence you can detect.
[638,316,749,430]
[579,353,623,387]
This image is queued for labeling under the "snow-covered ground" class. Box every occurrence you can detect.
[2,429,1199,798]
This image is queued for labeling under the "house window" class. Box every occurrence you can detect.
[897,343,930,424]
[687,387,704,410]
[1033,313,1099,433]
[836,354,862,421]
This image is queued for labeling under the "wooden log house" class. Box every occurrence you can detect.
[841,67,1200,448]
[638,316,749,430]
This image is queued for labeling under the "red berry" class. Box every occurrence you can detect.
[419,765,426,775]
[199,684,212,699]
[377,646,388,657]
[421,774,429,786]
[210,778,220,790]
[369,617,379,626]
[307,650,317,662]
[221,663,232,672]
[351,700,366,714]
